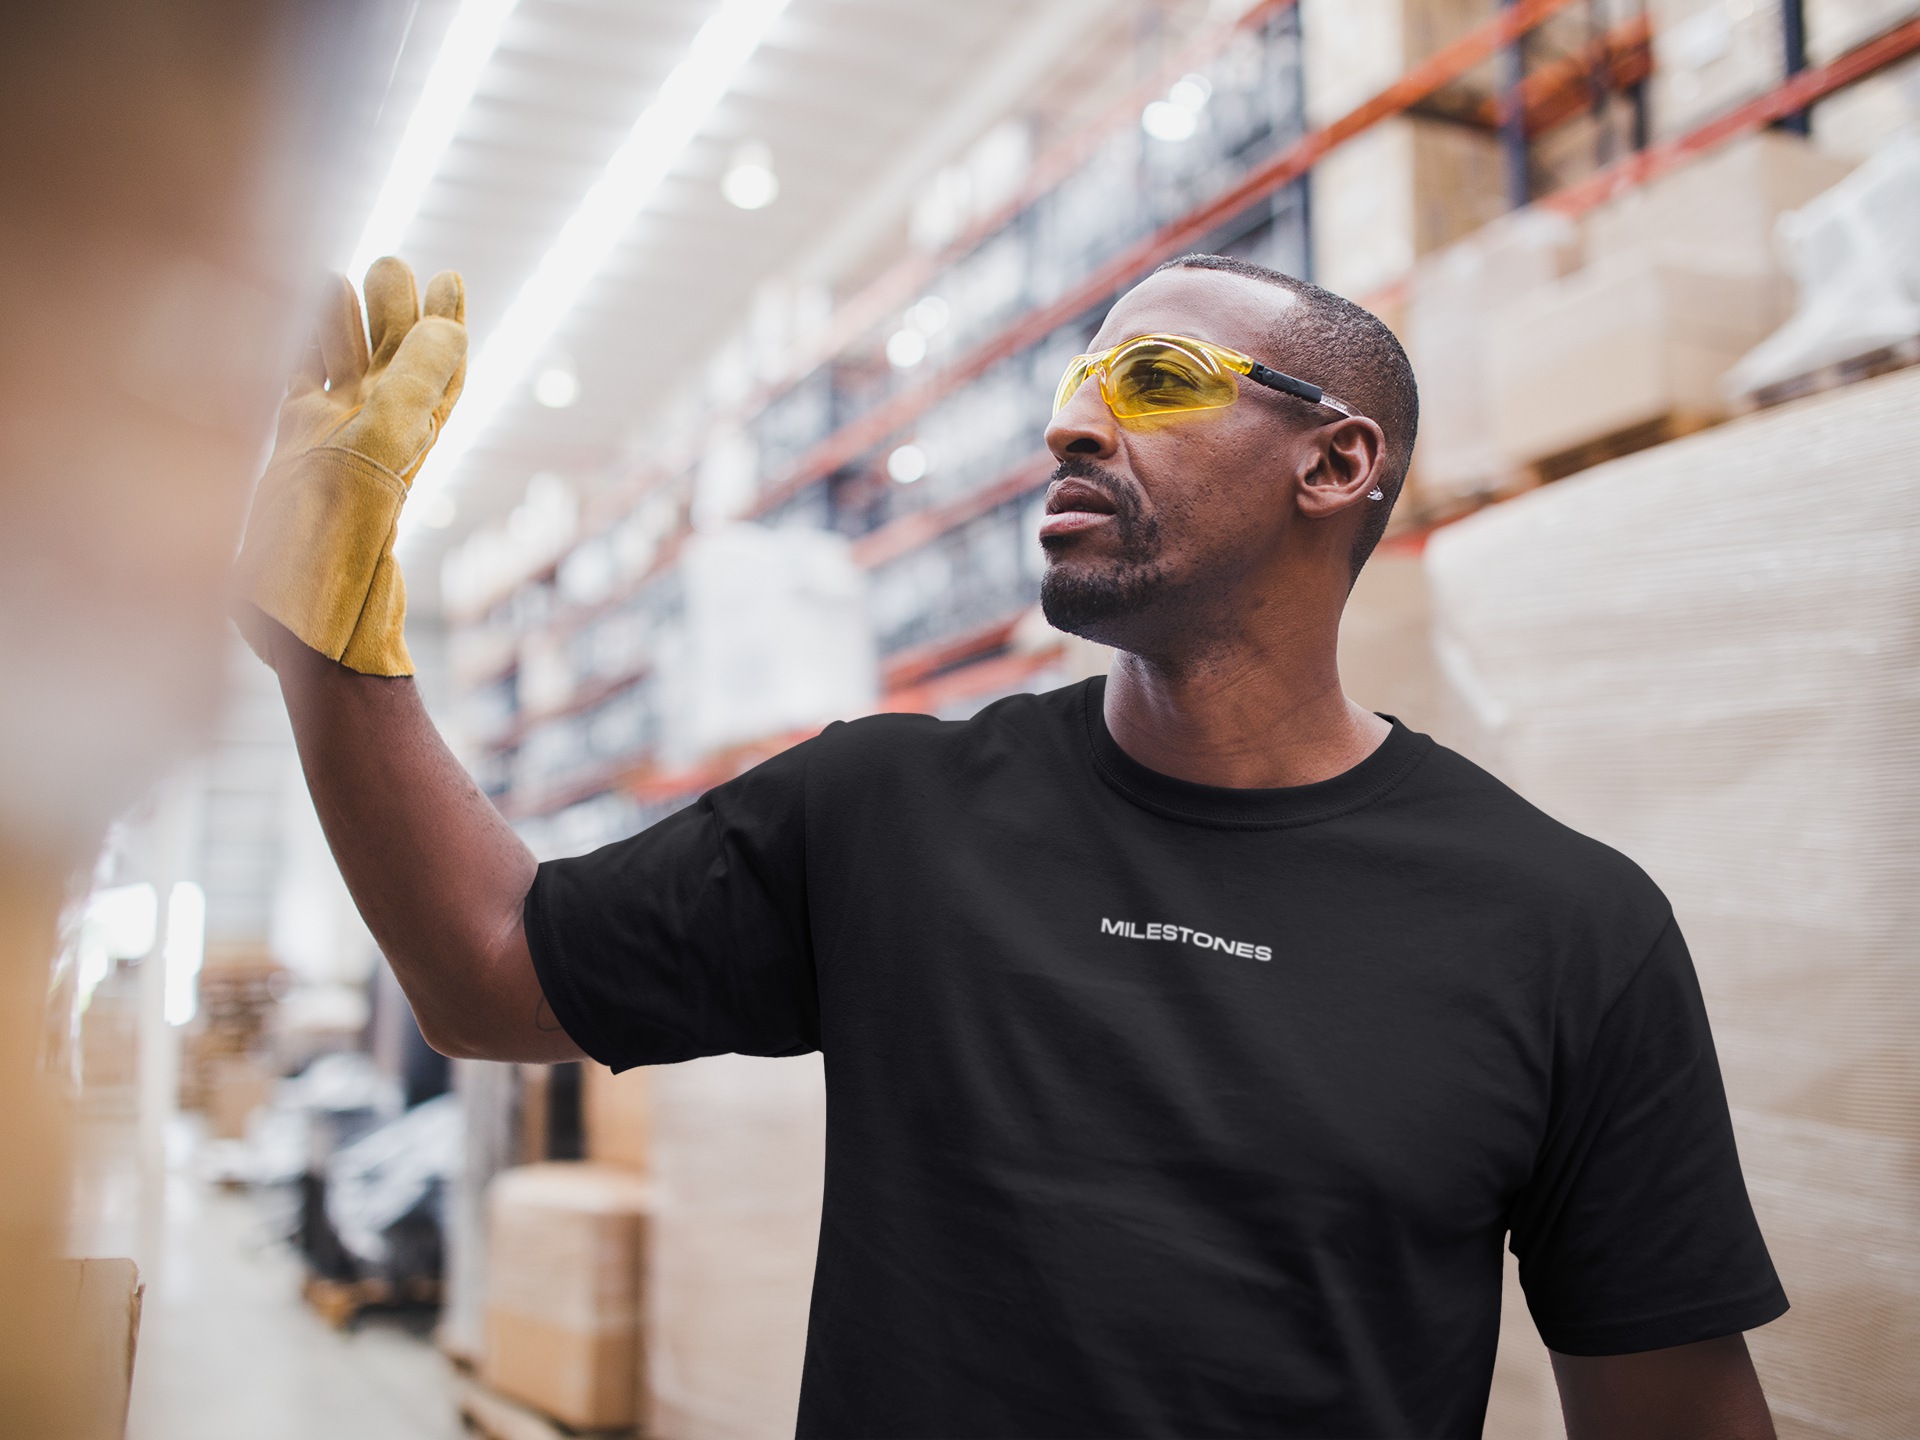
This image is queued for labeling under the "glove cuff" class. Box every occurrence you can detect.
[234,446,414,676]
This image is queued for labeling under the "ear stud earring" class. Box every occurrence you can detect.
[1368,486,1384,500]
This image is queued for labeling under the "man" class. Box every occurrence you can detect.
[241,253,1787,1437]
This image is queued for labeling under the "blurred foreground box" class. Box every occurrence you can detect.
[484,1163,652,1433]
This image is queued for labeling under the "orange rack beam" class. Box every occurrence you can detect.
[748,0,1584,519]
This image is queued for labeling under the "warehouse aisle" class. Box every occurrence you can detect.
[125,1168,462,1440]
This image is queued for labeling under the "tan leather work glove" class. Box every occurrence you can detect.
[234,258,467,676]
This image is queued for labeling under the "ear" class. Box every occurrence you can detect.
[1294,416,1387,520]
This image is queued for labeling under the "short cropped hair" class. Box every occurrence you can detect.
[1152,254,1419,577]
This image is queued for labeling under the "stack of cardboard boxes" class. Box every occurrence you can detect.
[1403,131,1853,514]
[482,1163,653,1434]
[465,1063,653,1437]
[180,955,282,1139]
[466,1055,826,1440]
[1488,133,1850,474]
[1303,0,1512,300]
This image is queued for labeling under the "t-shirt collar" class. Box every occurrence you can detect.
[1081,676,1431,829]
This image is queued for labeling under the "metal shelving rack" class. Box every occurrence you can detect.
[449,0,1920,853]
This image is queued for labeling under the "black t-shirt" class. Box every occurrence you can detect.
[526,678,1785,1439]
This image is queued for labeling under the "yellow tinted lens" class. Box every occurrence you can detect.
[1053,355,1098,413]
[1106,341,1238,418]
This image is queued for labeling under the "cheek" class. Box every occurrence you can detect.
[1125,421,1280,544]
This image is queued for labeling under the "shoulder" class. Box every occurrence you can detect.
[1391,734,1672,947]
[808,680,1091,779]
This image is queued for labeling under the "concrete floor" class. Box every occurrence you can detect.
[75,1112,465,1440]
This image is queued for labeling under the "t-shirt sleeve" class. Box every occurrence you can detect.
[1508,915,1789,1355]
[522,737,819,1070]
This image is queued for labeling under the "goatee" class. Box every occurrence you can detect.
[1038,458,1166,641]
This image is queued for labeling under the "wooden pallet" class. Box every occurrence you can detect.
[1738,339,1920,414]
[1528,411,1718,485]
[300,1273,440,1329]
[458,1379,639,1440]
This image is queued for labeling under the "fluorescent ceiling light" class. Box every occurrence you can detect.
[405,0,794,532]
[348,0,523,279]
[1142,73,1212,144]
[886,329,927,369]
[722,140,781,209]
[887,444,928,484]
[534,363,581,408]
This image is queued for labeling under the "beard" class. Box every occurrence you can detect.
[1038,457,1168,642]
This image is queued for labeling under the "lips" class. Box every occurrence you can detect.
[1039,477,1119,540]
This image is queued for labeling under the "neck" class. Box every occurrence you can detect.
[1099,581,1389,790]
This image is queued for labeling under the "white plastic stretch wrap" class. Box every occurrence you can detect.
[1427,367,1920,1439]
[647,1053,826,1440]
[1727,132,1920,400]
[663,523,878,766]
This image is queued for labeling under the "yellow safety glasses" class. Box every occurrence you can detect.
[1052,332,1362,425]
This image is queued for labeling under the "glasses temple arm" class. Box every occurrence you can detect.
[1245,361,1360,419]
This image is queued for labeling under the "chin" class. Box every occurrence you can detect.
[1040,559,1165,648]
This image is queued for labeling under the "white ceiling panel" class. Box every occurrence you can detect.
[343,0,1211,588]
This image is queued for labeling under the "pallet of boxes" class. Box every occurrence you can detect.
[461,1062,653,1440]
[180,947,284,1145]
[1404,132,1854,516]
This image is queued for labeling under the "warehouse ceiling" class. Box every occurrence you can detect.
[349,0,1214,600]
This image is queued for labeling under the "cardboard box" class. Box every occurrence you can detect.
[1585,132,1854,274]
[1806,0,1920,65]
[1647,0,1785,139]
[584,1063,651,1173]
[1302,0,1498,126]
[1406,209,1582,504]
[1486,254,1790,470]
[1313,116,1510,299]
[483,1163,652,1432]
[1812,50,1920,162]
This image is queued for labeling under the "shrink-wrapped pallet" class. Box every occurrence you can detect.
[1427,366,1920,1440]
[440,1059,522,1365]
[484,1163,653,1431]
[647,1053,825,1440]
[1726,133,1920,403]
[661,524,877,767]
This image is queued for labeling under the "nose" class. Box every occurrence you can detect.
[1044,374,1119,461]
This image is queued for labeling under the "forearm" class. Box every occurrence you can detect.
[1553,1334,1776,1440]
[270,620,580,1061]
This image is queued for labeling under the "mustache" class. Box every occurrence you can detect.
[1047,456,1141,514]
